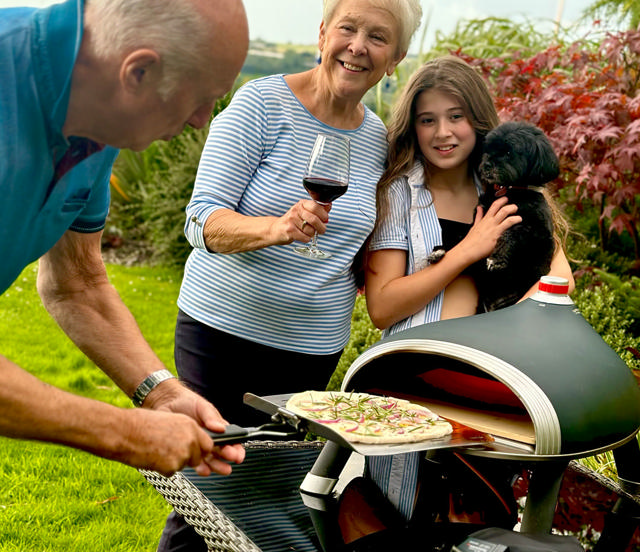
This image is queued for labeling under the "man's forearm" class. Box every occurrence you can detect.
[36,232,168,397]
[0,353,238,476]
[38,276,166,397]
[0,354,127,448]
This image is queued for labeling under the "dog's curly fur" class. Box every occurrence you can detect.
[475,121,559,312]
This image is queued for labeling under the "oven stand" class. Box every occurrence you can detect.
[301,441,640,551]
[302,445,573,549]
[300,441,353,552]
[593,440,640,551]
[519,459,570,534]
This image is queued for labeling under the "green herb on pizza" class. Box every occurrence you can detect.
[285,391,453,444]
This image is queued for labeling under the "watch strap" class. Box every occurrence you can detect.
[131,369,176,407]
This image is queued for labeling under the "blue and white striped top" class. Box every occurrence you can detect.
[178,74,388,354]
[368,160,445,335]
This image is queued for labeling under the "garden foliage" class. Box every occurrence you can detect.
[328,294,381,390]
[461,29,640,262]
[572,280,640,370]
[441,29,640,359]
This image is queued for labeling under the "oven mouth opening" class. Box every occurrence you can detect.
[343,352,535,446]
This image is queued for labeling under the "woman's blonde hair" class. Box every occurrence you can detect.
[322,0,422,55]
[86,0,210,99]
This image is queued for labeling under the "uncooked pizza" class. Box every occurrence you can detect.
[285,390,453,444]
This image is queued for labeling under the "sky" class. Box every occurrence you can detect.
[0,0,599,54]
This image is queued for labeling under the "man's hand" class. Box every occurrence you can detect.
[0,355,243,477]
[105,407,231,477]
[141,378,245,475]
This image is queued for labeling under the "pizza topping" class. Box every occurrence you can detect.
[285,391,453,444]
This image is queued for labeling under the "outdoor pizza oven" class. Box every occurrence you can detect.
[341,278,640,458]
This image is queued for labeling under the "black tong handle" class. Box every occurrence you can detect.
[208,424,250,445]
[209,422,304,445]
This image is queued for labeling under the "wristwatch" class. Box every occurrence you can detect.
[131,369,176,407]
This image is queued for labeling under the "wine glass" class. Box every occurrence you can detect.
[294,133,350,259]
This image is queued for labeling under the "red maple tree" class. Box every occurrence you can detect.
[458,30,640,261]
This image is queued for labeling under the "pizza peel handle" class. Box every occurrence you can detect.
[207,424,250,445]
[242,392,357,449]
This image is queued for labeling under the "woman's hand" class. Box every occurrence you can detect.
[203,200,331,254]
[269,199,331,245]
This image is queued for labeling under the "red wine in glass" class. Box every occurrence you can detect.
[303,177,348,204]
[294,133,350,259]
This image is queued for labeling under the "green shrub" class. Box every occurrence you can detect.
[138,126,210,266]
[572,280,640,370]
[428,16,570,60]
[590,270,640,337]
[566,232,634,278]
[328,294,381,391]
[561,190,637,277]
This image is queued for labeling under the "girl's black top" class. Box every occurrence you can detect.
[437,218,483,279]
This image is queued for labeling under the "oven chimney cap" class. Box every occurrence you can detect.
[531,276,573,305]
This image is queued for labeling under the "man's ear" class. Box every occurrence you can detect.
[386,51,406,76]
[120,48,162,93]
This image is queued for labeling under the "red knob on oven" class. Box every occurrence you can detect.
[532,276,573,305]
[538,275,570,295]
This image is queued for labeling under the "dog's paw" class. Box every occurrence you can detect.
[427,248,446,264]
[485,257,507,271]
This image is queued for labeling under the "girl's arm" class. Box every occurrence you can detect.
[520,246,575,301]
[365,247,474,329]
[365,197,521,329]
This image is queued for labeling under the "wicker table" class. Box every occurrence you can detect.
[141,445,640,552]
[141,440,326,552]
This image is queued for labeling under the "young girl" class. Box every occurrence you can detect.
[365,55,573,336]
[356,56,574,532]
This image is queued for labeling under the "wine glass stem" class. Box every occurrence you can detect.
[312,200,329,249]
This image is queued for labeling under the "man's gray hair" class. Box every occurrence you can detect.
[322,0,422,54]
[86,0,209,98]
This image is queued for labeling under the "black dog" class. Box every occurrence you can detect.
[474,121,559,312]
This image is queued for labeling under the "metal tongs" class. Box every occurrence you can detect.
[208,411,306,445]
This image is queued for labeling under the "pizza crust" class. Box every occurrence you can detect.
[286,390,453,444]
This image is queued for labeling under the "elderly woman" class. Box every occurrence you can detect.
[157,1,423,550]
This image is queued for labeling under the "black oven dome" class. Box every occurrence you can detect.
[343,295,640,456]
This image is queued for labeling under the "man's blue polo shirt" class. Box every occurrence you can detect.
[0,0,120,294]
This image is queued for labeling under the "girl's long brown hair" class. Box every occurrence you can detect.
[375,55,500,228]
[355,56,570,287]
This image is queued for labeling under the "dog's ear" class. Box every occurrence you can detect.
[527,129,560,185]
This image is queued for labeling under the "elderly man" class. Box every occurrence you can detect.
[0,0,248,477]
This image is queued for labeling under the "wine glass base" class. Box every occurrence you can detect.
[293,245,332,259]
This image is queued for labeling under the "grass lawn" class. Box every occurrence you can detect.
[0,263,181,551]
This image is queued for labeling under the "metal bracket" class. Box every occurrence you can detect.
[300,472,338,497]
